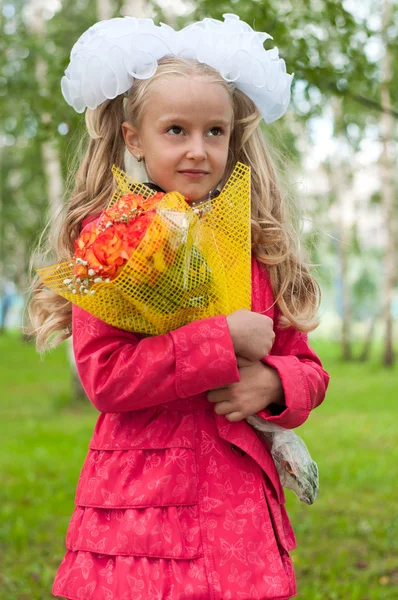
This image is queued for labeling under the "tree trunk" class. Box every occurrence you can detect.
[122,0,148,17]
[339,222,352,361]
[23,0,64,346]
[28,1,79,393]
[359,314,379,362]
[331,97,352,361]
[40,142,64,223]
[97,0,114,20]
[29,1,64,223]
[380,0,396,366]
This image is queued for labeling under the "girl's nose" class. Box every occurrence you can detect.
[185,135,207,161]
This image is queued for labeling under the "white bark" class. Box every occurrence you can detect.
[27,1,81,392]
[41,142,64,223]
[380,0,396,366]
[330,96,352,360]
[97,0,113,21]
[27,0,64,223]
[122,0,149,18]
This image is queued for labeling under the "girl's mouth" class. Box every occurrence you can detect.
[178,170,209,179]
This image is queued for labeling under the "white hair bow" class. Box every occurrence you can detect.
[61,13,294,124]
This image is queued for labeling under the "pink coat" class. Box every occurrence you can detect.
[53,256,329,600]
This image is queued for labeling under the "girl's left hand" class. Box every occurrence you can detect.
[207,357,285,422]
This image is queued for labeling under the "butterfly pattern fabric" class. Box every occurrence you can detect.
[53,256,329,600]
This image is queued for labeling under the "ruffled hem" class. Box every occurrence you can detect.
[53,549,296,600]
[52,550,209,600]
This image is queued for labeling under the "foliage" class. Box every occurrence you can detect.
[0,0,119,281]
[152,0,386,131]
[0,0,397,357]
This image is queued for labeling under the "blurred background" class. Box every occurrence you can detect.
[0,0,397,599]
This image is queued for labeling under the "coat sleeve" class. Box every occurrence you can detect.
[257,310,330,429]
[72,305,240,413]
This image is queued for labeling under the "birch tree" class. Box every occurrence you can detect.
[330,98,353,360]
[97,0,114,21]
[380,0,396,366]
[27,0,64,225]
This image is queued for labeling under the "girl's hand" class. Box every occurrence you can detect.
[207,357,285,422]
[226,309,275,362]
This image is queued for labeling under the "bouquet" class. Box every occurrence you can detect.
[37,163,252,335]
[37,162,318,503]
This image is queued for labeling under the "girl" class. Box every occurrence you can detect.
[30,14,329,600]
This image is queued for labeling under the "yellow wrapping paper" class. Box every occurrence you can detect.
[37,162,252,335]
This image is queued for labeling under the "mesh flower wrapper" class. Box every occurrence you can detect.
[247,415,319,504]
[37,162,252,335]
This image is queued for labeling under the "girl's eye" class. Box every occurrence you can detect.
[167,126,183,135]
[207,127,223,137]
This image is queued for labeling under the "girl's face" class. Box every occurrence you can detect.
[122,76,233,203]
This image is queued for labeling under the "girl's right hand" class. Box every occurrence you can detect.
[226,309,275,362]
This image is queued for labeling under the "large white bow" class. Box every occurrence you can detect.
[61,13,294,124]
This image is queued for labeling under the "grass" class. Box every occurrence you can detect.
[0,332,96,600]
[0,332,397,599]
[285,340,398,600]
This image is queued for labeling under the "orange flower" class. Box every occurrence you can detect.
[74,210,159,280]
[73,191,168,282]
[118,211,157,252]
[103,192,164,227]
[120,191,164,211]
[74,225,123,279]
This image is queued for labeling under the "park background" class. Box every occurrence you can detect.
[0,0,397,598]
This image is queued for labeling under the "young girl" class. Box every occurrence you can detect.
[30,14,329,600]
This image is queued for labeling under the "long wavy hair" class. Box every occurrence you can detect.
[28,56,320,351]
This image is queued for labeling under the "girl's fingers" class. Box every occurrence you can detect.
[225,411,245,422]
[213,400,235,415]
[211,397,246,421]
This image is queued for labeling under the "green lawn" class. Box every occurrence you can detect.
[0,333,397,599]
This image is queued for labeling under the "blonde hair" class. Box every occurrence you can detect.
[28,56,320,351]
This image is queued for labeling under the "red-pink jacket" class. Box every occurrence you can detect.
[53,256,329,600]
